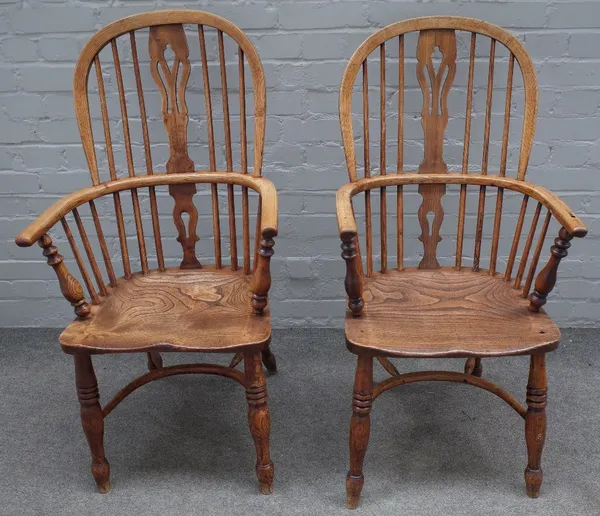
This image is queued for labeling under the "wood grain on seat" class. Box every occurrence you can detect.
[345,268,559,358]
[60,269,270,353]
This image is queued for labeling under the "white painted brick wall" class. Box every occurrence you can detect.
[0,0,599,328]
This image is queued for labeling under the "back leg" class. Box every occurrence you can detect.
[261,346,277,374]
[146,352,163,371]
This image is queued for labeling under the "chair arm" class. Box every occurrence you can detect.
[15,172,278,247]
[336,174,587,238]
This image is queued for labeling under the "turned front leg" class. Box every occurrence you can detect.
[244,351,274,494]
[525,354,547,498]
[346,354,373,509]
[74,354,110,493]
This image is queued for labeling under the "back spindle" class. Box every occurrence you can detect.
[73,208,107,296]
[473,38,496,272]
[397,34,404,272]
[198,25,222,269]
[505,195,529,281]
[380,42,387,273]
[456,32,476,270]
[88,200,117,287]
[515,202,542,289]
[218,30,238,271]
[522,210,552,297]
[362,58,372,277]
[61,217,99,304]
[129,31,164,272]
[239,47,251,274]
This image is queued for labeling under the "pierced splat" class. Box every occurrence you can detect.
[149,24,201,269]
[416,29,457,269]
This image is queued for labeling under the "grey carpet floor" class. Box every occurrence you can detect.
[1,328,599,516]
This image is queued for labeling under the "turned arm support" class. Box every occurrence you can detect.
[251,227,277,314]
[528,227,583,312]
[38,234,91,318]
[250,184,279,315]
[15,172,278,247]
[341,231,364,317]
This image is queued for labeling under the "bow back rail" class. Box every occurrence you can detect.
[339,16,539,276]
[71,10,266,275]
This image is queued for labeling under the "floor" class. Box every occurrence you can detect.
[1,328,599,516]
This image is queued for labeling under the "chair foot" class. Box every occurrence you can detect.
[261,347,277,374]
[525,467,543,498]
[92,464,111,494]
[346,355,373,510]
[146,351,163,371]
[346,473,364,509]
[74,354,111,493]
[244,351,274,494]
[525,354,547,499]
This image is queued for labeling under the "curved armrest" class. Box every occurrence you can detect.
[336,174,587,239]
[15,171,278,247]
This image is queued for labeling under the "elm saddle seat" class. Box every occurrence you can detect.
[345,268,560,358]
[59,269,271,354]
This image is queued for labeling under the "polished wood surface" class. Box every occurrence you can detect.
[345,269,560,357]
[338,16,587,508]
[60,269,271,353]
[14,10,276,495]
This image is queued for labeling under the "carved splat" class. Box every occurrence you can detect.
[416,29,457,269]
[149,24,201,269]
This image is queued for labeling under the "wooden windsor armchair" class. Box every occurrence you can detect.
[15,10,277,494]
[336,16,588,509]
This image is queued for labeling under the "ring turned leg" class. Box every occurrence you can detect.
[146,351,163,371]
[261,346,277,374]
[525,353,547,498]
[244,351,274,494]
[346,354,373,509]
[74,354,110,493]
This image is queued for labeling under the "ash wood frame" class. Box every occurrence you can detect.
[337,16,588,508]
[15,10,277,495]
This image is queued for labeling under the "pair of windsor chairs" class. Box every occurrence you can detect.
[14,10,587,509]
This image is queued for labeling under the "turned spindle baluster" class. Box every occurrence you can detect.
[74,354,110,493]
[524,354,547,498]
[528,227,573,312]
[39,234,91,318]
[244,351,274,494]
[341,233,363,317]
[346,355,373,509]
[251,231,275,313]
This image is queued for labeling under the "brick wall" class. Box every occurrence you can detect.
[0,0,598,327]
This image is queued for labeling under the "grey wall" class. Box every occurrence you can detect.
[0,0,598,328]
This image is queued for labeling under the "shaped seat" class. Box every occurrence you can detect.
[345,268,560,358]
[60,269,271,354]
